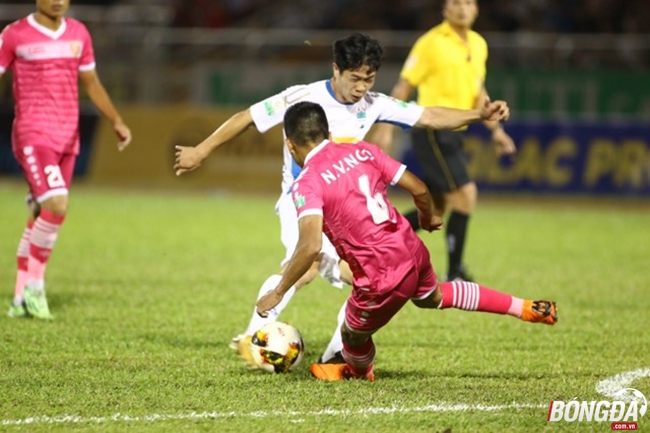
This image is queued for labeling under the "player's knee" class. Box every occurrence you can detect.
[340,322,369,347]
[40,194,69,216]
[412,285,442,309]
[452,182,477,212]
[462,182,478,202]
[339,260,352,285]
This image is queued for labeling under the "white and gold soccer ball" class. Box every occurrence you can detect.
[250,322,305,373]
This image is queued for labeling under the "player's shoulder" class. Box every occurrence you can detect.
[300,80,332,101]
[305,79,328,90]
[365,91,410,108]
[365,90,385,102]
[294,165,318,187]
[1,18,27,37]
[282,80,326,95]
[273,81,324,105]
[65,17,91,33]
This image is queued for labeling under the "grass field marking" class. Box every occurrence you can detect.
[1,403,546,426]
[596,367,650,400]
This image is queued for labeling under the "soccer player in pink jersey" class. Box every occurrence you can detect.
[0,0,132,319]
[176,33,516,368]
[256,101,557,381]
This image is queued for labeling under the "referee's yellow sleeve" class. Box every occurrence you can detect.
[400,34,435,88]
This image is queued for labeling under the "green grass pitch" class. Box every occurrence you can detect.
[0,182,648,432]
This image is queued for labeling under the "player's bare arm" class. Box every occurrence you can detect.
[79,69,131,151]
[397,170,443,232]
[370,78,416,152]
[256,215,323,317]
[476,87,516,156]
[174,108,255,176]
[416,99,509,131]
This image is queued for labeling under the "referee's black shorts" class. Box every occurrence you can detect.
[409,128,471,193]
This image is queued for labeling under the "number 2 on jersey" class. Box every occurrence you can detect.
[44,165,66,188]
[358,174,390,224]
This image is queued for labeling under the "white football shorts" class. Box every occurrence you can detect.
[275,191,343,289]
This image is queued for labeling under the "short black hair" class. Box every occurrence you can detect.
[333,33,383,73]
[284,102,329,147]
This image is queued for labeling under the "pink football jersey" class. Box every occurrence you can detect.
[293,140,425,293]
[0,14,96,155]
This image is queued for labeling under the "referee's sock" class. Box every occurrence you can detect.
[446,211,470,276]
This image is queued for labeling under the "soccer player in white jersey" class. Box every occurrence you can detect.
[0,0,132,319]
[256,101,556,381]
[174,33,509,365]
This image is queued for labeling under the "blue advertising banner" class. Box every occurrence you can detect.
[401,120,650,196]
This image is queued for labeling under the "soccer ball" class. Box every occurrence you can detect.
[250,322,305,373]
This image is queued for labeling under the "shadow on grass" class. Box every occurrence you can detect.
[375,369,568,381]
[44,292,86,310]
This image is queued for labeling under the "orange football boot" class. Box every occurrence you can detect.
[522,300,558,325]
[310,363,375,381]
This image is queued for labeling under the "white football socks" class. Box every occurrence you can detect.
[320,300,347,362]
[244,274,296,336]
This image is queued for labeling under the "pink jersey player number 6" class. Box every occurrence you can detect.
[358,174,392,224]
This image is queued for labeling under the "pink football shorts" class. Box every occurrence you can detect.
[14,145,76,203]
[345,242,438,333]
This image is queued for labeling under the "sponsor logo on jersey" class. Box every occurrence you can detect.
[264,101,274,116]
[263,97,287,117]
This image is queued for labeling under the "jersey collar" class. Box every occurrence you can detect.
[439,20,455,35]
[27,13,67,40]
[439,19,469,43]
[304,139,330,164]
[326,80,354,106]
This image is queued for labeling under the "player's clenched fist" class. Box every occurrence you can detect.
[480,99,510,122]
[174,145,206,176]
[419,213,443,232]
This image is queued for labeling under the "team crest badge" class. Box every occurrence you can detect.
[70,41,81,57]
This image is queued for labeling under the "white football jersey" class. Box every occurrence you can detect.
[249,79,424,194]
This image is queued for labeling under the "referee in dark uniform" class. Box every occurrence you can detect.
[373,0,516,281]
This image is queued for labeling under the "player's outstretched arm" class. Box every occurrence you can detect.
[174,109,254,176]
[397,170,443,232]
[370,78,416,152]
[416,99,510,131]
[256,215,323,317]
[79,70,131,151]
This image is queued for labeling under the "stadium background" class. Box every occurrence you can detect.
[0,2,648,430]
[0,0,649,196]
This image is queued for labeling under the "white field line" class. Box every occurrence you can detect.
[1,403,546,426]
[596,367,650,400]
